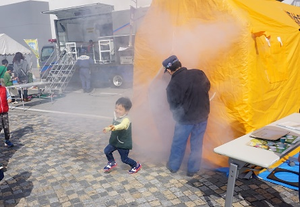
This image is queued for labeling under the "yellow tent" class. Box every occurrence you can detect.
[131,0,300,167]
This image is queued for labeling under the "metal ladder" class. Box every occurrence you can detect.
[45,42,78,94]
[98,39,114,63]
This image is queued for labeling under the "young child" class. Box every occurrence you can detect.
[0,78,13,147]
[103,97,141,174]
[3,65,14,87]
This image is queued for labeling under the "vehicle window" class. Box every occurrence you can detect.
[41,47,55,61]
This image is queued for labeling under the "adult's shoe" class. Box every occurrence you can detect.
[166,162,177,173]
[23,98,31,102]
[187,171,197,177]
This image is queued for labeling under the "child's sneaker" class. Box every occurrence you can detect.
[4,140,14,148]
[129,163,142,174]
[103,162,117,172]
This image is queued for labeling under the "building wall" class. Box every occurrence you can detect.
[0,1,52,68]
[112,7,149,36]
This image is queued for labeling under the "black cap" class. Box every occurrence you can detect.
[162,55,179,73]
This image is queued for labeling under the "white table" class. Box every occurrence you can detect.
[214,113,300,207]
[7,81,51,108]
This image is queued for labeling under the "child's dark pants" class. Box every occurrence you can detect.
[104,144,137,168]
[0,113,10,140]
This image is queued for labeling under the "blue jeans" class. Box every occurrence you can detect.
[79,68,91,91]
[104,144,137,168]
[168,120,208,173]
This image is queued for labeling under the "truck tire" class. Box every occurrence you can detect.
[112,74,123,87]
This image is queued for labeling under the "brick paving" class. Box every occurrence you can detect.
[0,88,299,207]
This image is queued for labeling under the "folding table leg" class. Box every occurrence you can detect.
[225,162,238,207]
[20,88,25,109]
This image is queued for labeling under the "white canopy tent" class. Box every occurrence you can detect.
[0,33,31,56]
[291,0,300,6]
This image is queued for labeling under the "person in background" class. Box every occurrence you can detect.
[87,40,94,54]
[4,66,18,103]
[4,65,14,87]
[13,52,31,102]
[0,59,8,79]
[103,97,142,174]
[76,49,93,93]
[162,55,210,177]
[0,78,13,147]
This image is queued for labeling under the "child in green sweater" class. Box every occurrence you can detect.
[103,97,141,174]
[3,66,14,87]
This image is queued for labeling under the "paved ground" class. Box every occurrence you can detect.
[0,86,299,207]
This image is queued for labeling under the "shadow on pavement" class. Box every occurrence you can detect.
[11,125,34,140]
[0,171,33,206]
[187,170,294,206]
[0,125,32,170]
[10,95,66,108]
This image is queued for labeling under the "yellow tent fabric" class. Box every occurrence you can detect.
[131,0,300,167]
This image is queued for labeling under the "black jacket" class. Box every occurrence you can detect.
[166,67,210,124]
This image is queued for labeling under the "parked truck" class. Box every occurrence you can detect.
[40,3,148,89]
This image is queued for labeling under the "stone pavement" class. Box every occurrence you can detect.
[0,87,299,207]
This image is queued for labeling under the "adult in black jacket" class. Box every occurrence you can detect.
[162,55,210,177]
